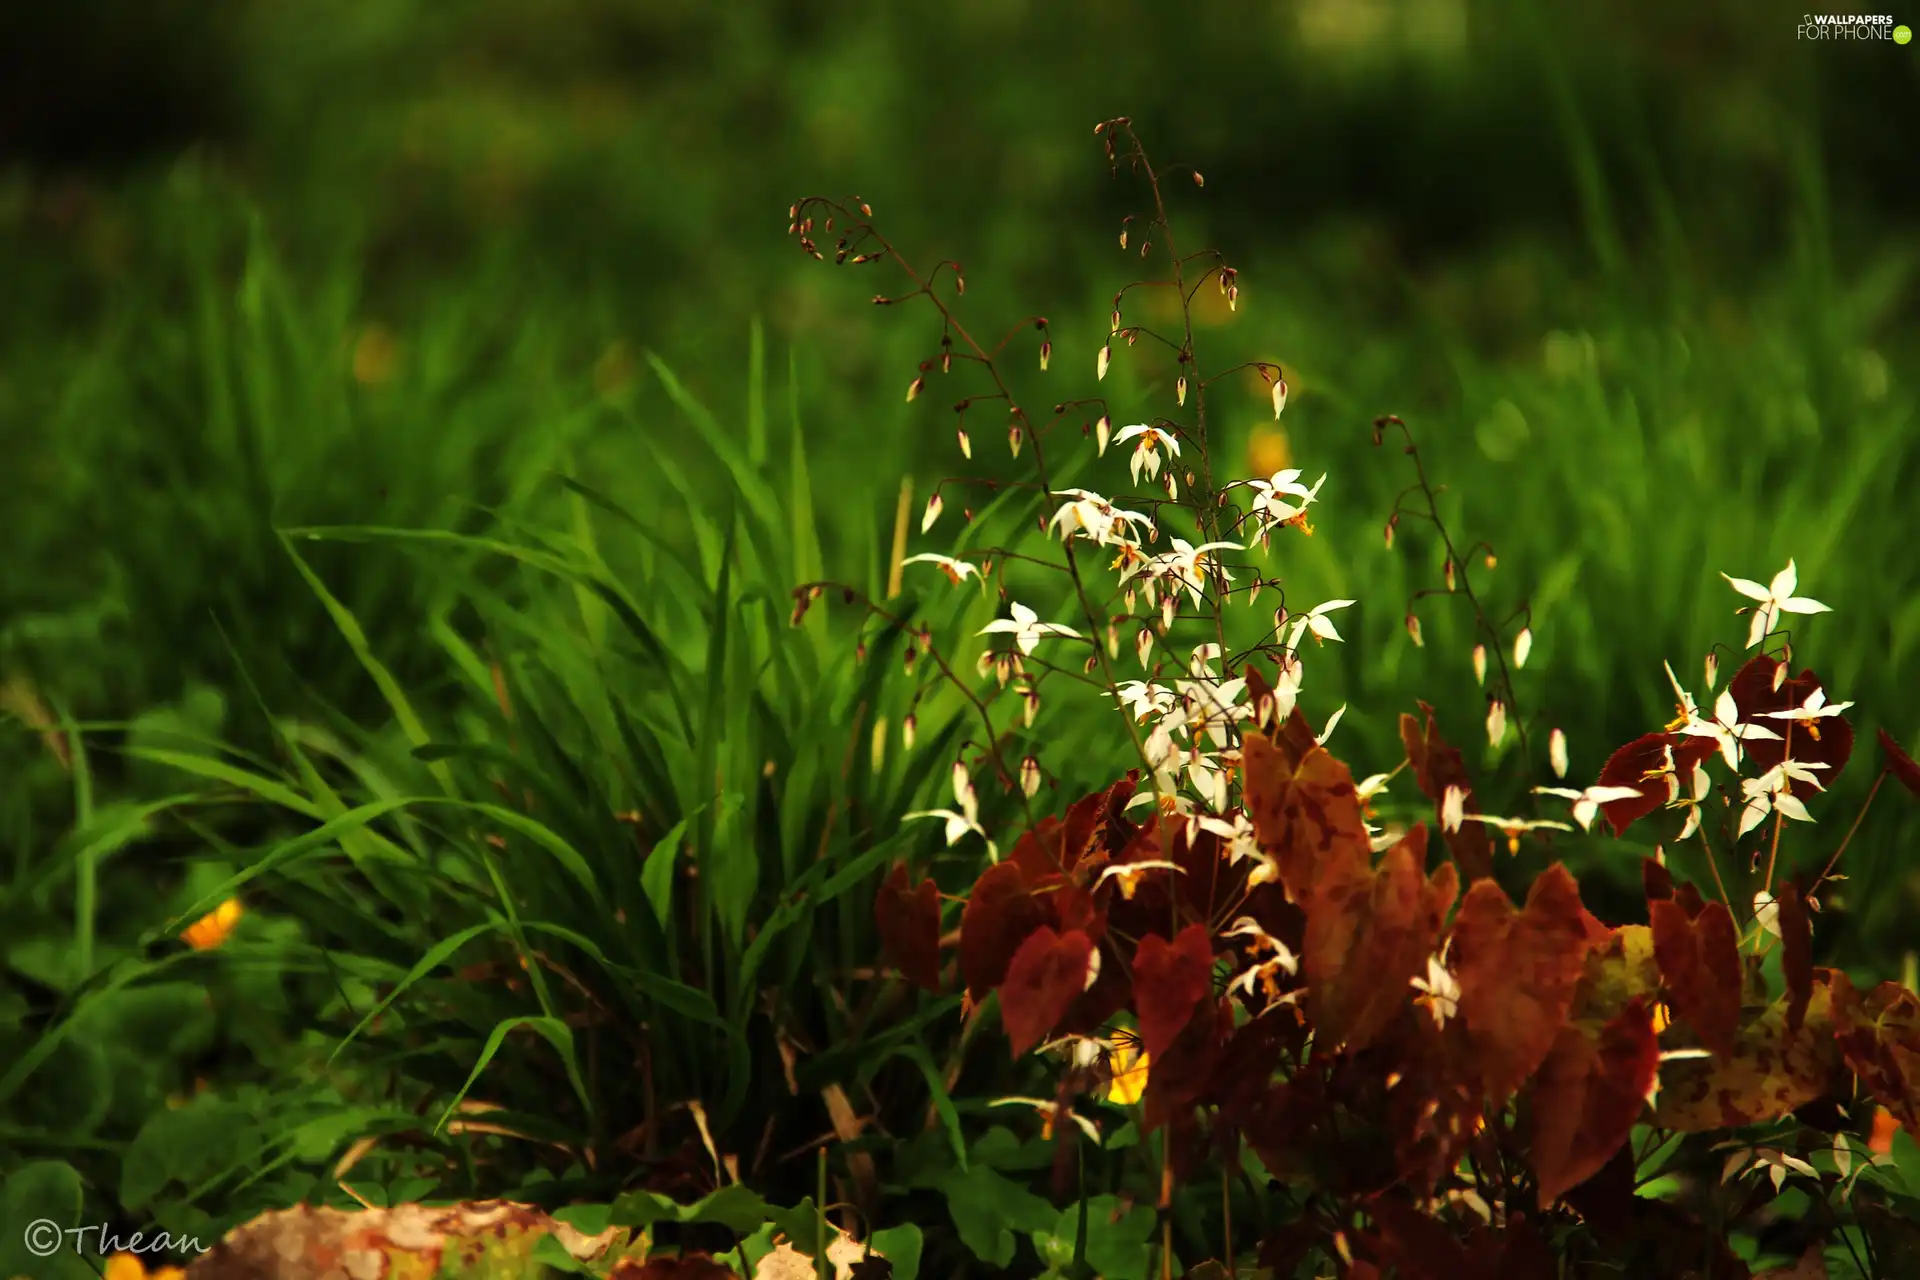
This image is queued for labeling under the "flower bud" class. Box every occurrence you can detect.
[1039,339,1051,372]
[1008,424,1023,458]
[1513,627,1533,670]
[1271,375,1288,420]
[1703,652,1719,691]
[957,427,972,459]
[1486,700,1507,747]
[1020,755,1042,797]
[1383,516,1397,550]
[903,715,917,750]
[1119,228,1128,250]
[1162,594,1177,631]
[1443,557,1456,593]
[1136,627,1154,668]
[1107,622,1121,659]
[906,376,924,403]
[1176,375,1188,407]
[1472,644,1487,685]
[1098,344,1112,381]
[921,492,943,533]
[1096,414,1113,456]
[1405,613,1425,647]
[1549,727,1568,779]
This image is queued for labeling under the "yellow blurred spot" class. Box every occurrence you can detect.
[1651,1001,1672,1036]
[1246,425,1292,477]
[181,898,243,951]
[352,325,399,385]
[106,1255,185,1280]
[1107,1043,1151,1105]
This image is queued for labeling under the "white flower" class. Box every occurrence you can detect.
[905,761,988,849]
[901,553,979,586]
[1411,952,1460,1029]
[1757,686,1855,738]
[1096,859,1184,900]
[1198,812,1260,865]
[1114,680,1176,725]
[1125,538,1242,608]
[1721,560,1831,649]
[1284,598,1355,648]
[1172,668,1251,751]
[1243,469,1326,533]
[1462,813,1574,854]
[1111,423,1182,485]
[1677,688,1782,772]
[979,602,1081,656]
[1736,761,1827,837]
[1048,489,1155,547]
[1533,784,1646,832]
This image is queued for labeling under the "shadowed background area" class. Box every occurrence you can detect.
[1,0,1916,1268]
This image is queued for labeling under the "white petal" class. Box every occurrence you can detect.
[1722,573,1772,603]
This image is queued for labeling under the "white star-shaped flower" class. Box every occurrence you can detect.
[1110,423,1181,485]
[1721,560,1831,649]
[979,602,1081,656]
[904,761,989,848]
[1533,784,1648,832]
[901,553,980,586]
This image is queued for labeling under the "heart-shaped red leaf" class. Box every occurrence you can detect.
[1650,899,1743,1057]
[1133,922,1216,1059]
[999,926,1096,1057]
[875,863,943,993]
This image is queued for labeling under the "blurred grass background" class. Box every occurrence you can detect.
[1,0,1917,1261]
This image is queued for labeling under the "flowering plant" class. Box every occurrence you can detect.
[792,121,1920,1279]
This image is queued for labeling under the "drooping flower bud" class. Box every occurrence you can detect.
[1405,613,1425,647]
[1095,414,1113,456]
[1548,727,1568,779]
[1486,700,1507,747]
[1020,755,1042,797]
[1472,644,1488,685]
[921,492,943,533]
[906,376,924,403]
[1513,627,1533,670]
[1098,344,1111,381]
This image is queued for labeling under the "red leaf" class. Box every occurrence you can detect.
[1650,899,1743,1057]
[1530,998,1660,1204]
[1452,863,1595,1103]
[1595,733,1715,836]
[1830,971,1920,1140]
[1878,727,1920,798]
[999,927,1096,1057]
[959,861,1046,1001]
[1133,923,1216,1059]
[875,863,943,993]
[1641,857,1674,903]
[1241,736,1372,907]
[1399,703,1494,882]
[1305,823,1458,1054]
[1775,881,1813,1034]
[1727,657,1854,798]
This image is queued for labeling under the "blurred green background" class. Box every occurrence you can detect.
[2,0,1917,1267]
